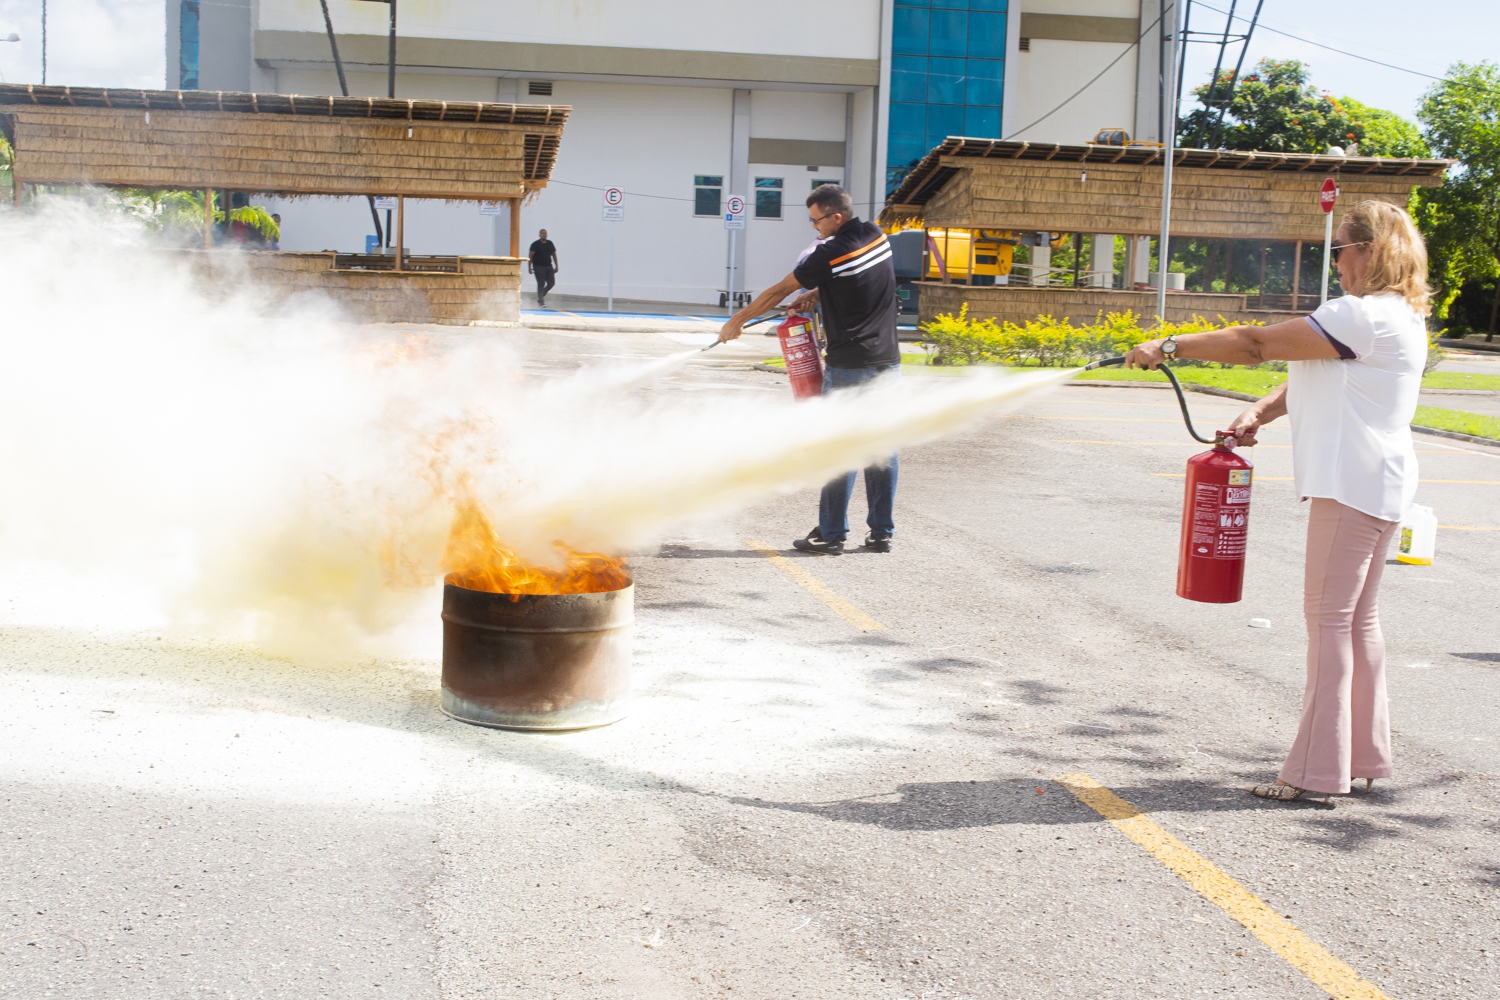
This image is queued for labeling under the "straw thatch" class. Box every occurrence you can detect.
[0,84,567,199]
[167,250,523,324]
[883,137,1453,240]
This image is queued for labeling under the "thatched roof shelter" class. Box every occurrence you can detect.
[883,137,1453,240]
[0,83,567,200]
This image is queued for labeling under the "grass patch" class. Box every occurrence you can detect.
[1413,406,1500,440]
[1419,371,1500,391]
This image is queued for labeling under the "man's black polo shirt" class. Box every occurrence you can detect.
[792,218,900,369]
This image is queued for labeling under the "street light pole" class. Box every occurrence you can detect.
[40,0,45,85]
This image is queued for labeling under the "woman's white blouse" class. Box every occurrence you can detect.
[1287,291,1426,522]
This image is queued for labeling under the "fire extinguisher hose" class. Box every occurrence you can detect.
[1081,357,1216,444]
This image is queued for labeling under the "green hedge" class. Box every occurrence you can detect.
[920,306,1443,374]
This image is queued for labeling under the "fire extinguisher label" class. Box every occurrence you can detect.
[1189,482,1249,560]
[1229,469,1252,486]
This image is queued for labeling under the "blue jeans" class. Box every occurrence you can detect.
[818,364,900,542]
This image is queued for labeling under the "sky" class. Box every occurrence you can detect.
[0,0,1490,124]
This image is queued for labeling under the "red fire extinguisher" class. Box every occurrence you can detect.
[777,314,824,400]
[1177,431,1254,603]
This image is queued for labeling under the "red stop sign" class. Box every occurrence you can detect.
[1319,177,1338,214]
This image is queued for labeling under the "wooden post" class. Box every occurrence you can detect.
[1292,240,1302,312]
[509,197,521,258]
[1072,232,1083,287]
[1223,239,1234,291]
[203,189,213,250]
[395,196,405,271]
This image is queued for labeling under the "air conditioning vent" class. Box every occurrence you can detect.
[1019,38,1031,52]
[528,81,553,96]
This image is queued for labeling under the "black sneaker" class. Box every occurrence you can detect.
[863,533,892,553]
[792,528,844,555]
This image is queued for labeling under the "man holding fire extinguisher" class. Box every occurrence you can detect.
[1124,201,1430,805]
[717,184,902,555]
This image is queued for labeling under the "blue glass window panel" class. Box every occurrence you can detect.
[892,8,929,55]
[965,106,1001,138]
[929,9,967,57]
[891,55,928,103]
[888,136,928,169]
[969,0,1007,10]
[888,102,926,146]
[926,57,966,105]
[931,0,968,8]
[179,0,199,89]
[926,104,964,147]
[966,59,1004,106]
[895,0,930,6]
[968,11,1006,56]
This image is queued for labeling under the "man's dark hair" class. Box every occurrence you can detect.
[807,184,853,219]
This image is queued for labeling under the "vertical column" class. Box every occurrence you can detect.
[728,89,751,299]
[203,189,213,250]
[1292,240,1303,312]
[395,196,405,271]
[1031,234,1051,287]
[1090,235,1117,288]
[1131,235,1151,287]
[1135,0,1164,142]
[509,197,521,258]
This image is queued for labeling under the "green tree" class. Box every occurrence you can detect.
[1178,59,1426,157]
[1339,99,1431,158]
[1179,59,1363,152]
[1416,61,1500,338]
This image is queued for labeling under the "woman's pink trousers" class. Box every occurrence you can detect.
[1279,497,1398,795]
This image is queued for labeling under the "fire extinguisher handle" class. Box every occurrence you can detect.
[1083,356,1216,445]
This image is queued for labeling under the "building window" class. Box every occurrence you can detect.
[755,177,783,219]
[887,0,1008,195]
[179,0,200,90]
[812,178,840,190]
[694,175,722,217]
[528,81,553,96]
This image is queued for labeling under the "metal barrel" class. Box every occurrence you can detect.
[440,581,634,731]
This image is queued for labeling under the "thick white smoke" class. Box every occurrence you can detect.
[0,198,1069,662]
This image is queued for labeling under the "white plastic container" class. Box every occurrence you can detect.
[1397,504,1436,565]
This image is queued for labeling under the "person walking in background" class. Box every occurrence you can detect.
[528,229,559,308]
[716,184,901,555]
[1125,200,1430,802]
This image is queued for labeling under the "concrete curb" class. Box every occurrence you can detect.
[517,318,723,334]
[1438,338,1500,354]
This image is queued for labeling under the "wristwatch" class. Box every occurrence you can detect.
[1161,335,1178,357]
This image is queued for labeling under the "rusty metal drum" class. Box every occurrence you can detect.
[440,580,634,731]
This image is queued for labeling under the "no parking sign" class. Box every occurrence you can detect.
[724,194,746,230]
[602,186,624,221]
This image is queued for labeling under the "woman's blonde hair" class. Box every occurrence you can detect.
[1341,200,1431,316]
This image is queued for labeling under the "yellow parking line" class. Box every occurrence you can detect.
[745,540,884,632]
[1441,524,1500,530]
[1056,773,1390,1000]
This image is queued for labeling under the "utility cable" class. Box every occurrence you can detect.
[1192,0,1441,80]
[1004,7,1167,140]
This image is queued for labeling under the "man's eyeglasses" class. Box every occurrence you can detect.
[1330,242,1367,263]
[809,212,835,226]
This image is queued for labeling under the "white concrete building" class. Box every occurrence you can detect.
[166,0,1169,305]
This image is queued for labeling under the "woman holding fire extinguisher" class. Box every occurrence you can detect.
[1125,200,1431,803]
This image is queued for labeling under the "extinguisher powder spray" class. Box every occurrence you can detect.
[776,314,824,400]
[1177,431,1254,603]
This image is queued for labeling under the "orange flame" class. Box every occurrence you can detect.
[442,499,630,595]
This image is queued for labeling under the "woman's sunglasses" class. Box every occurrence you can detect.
[1330,242,1367,263]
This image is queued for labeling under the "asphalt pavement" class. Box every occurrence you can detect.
[3,325,1497,999]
